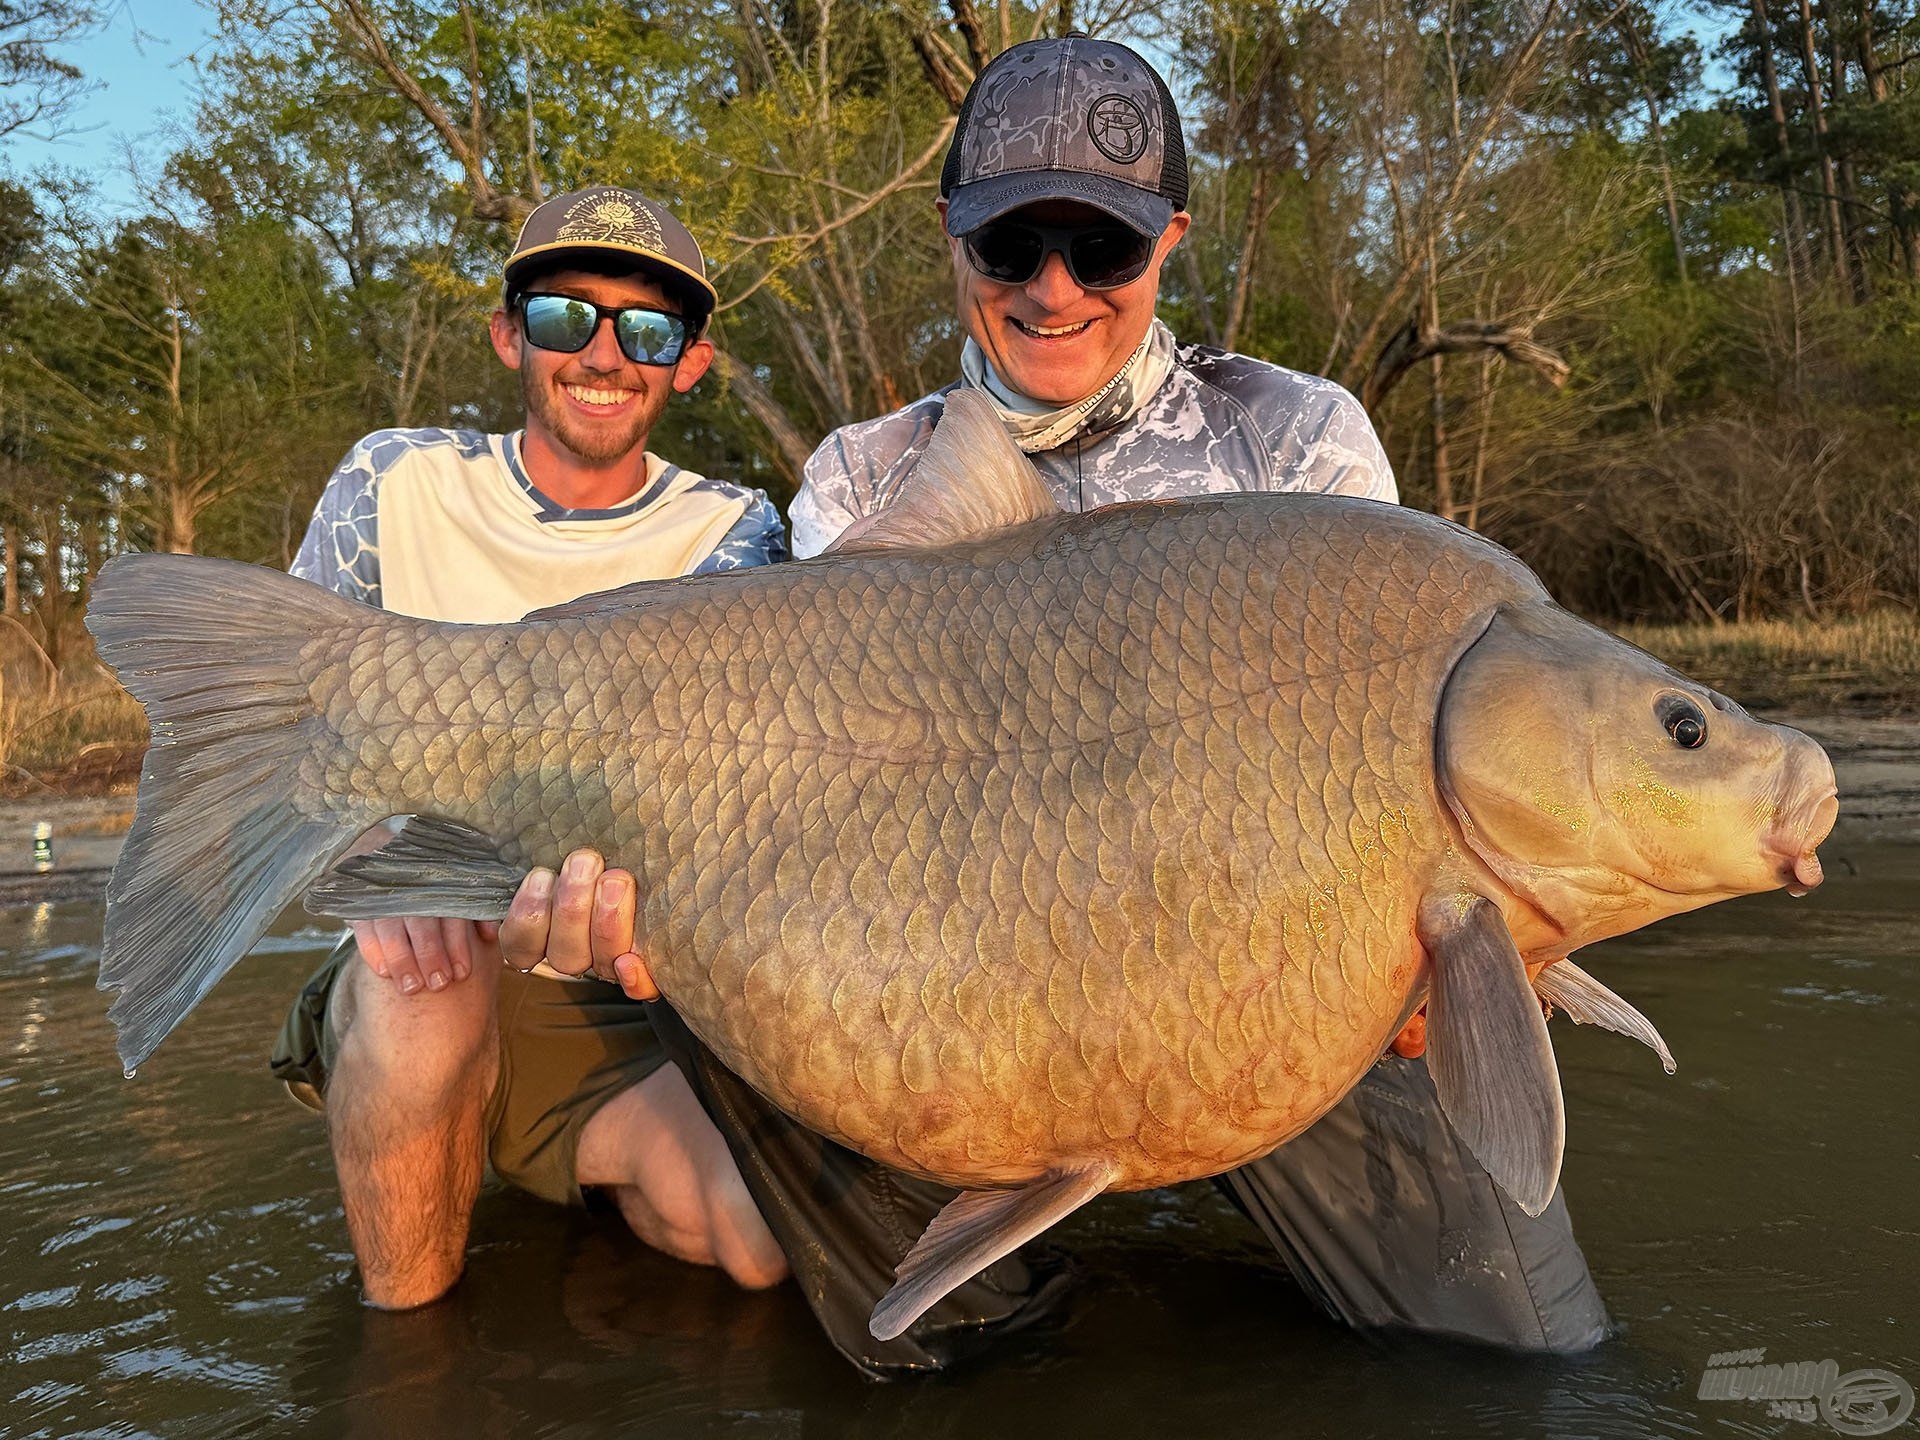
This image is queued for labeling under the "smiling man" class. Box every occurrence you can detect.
[504,40,1609,1371]
[784,36,1606,1360]
[269,186,789,1315]
[788,37,1392,553]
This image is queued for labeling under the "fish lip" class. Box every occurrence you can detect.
[1767,788,1838,897]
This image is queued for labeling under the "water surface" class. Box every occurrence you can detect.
[2,726,1913,1439]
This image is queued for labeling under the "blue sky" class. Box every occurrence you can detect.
[10,1,1738,212]
[4,0,215,208]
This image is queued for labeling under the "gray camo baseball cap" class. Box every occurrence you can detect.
[940,36,1189,239]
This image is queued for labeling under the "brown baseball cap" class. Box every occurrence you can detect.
[503,185,718,318]
[940,36,1189,239]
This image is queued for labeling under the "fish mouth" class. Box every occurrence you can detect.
[1770,789,1839,897]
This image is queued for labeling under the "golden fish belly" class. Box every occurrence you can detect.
[314,498,1527,1191]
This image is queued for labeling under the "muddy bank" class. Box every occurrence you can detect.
[0,793,134,906]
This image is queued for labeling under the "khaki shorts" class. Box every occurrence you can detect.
[270,933,669,1206]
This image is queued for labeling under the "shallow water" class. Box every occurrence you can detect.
[2,778,1914,1437]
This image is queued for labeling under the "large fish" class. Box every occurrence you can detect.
[86,393,1837,1341]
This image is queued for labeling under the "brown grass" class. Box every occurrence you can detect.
[1620,610,1920,714]
[0,670,148,796]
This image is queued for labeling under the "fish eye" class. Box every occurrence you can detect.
[1655,694,1708,750]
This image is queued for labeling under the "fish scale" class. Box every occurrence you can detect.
[282,500,1533,1190]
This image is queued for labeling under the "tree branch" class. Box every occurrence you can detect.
[948,0,991,72]
[708,345,814,480]
[1340,0,1566,390]
[1361,316,1570,411]
[717,117,955,266]
[326,0,529,224]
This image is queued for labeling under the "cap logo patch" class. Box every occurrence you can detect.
[1088,94,1148,164]
[557,193,665,253]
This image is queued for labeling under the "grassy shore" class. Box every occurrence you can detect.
[0,672,147,797]
[1621,611,1920,715]
[3,612,1915,797]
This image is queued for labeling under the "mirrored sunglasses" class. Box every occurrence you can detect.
[518,293,691,366]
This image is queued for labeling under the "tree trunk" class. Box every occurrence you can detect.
[710,347,816,483]
[1222,167,1270,352]
[1424,248,1454,522]
[1617,11,1688,284]
[1857,1,1920,280]
[1179,244,1222,348]
[162,490,198,556]
[1751,0,1809,279]
[2,522,18,618]
[1795,0,1854,295]
[1823,0,1869,296]
[32,510,67,671]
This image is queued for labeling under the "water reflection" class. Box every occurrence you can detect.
[2,842,1914,1439]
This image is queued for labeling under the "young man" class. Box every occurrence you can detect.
[510,41,1608,1365]
[271,186,790,1312]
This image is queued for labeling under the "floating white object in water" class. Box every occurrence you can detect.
[32,821,52,873]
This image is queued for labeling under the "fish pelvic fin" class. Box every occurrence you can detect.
[1418,893,1566,1217]
[1536,959,1677,1074]
[86,554,380,1072]
[869,1163,1114,1342]
[826,389,1060,556]
[306,817,521,921]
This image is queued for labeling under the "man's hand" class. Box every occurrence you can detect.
[352,916,498,995]
[499,850,659,1001]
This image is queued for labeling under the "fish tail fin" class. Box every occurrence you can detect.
[86,553,382,1072]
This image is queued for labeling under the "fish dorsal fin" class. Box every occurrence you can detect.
[522,579,675,622]
[1418,893,1565,1217]
[305,816,522,921]
[868,1163,1114,1341]
[827,389,1061,556]
[1535,959,1676,1074]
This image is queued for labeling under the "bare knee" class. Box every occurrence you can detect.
[329,956,498,1108]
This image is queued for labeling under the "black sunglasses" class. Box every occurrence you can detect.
[517,292,692,366]
[961,218,1156,291]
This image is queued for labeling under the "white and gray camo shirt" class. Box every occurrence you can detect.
[789,328,1397,557]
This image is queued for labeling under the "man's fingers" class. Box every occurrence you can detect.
[351,920,390,979]
[590,869,639,973]
[441,917,475,984]
[1390,1008,1428,1059]
[499,869,556,972]
[404,915,453,993]
[543,850,603,978]
[612,952,660,1003]
[372,916,424,995]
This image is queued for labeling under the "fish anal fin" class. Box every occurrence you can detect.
[1536,959,1677,1074]
[869,1163,1113,1342]
[304,816,522,921]
[828,390,1060,557]
[1418,893,1565,1217]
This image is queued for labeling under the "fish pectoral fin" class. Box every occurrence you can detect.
[869,1164,1114,1342]
[827,390,1061,557]
[1419,894,1566,1218]
[1536,959,1677,1074]
[304,817,523,921]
